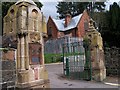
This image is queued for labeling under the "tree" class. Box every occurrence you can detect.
[108,2,120,31]
[72,2,89,16]
[56,2,73,19]
[33,0,43,10]
[2,2,15,19]
[56,2,106,19]
[92,2,106,12]
[103,2,120,47]
[91,12,109,33]
[56,2,89,18]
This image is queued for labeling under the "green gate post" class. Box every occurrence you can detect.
[66,57,69,77]
[87,43,92,81]
[83,39,92,81]
[62,44,65,75]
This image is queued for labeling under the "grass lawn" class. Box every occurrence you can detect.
[44,53,63,63]
[44,52,84,64]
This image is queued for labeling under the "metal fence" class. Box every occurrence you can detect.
[62,41,92,80]
[44,36,83,54]
[45,36,92,80]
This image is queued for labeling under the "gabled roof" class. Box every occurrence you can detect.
[52,14,83,31]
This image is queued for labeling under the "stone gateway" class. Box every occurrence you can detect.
[3,0,50,89]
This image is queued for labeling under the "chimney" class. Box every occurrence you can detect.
[64,14,71,27]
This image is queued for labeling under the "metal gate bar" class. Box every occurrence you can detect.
[63,41,92,80]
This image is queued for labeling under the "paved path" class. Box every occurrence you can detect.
[45,63,119,89]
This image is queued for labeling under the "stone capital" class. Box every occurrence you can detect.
[17,31,28,38]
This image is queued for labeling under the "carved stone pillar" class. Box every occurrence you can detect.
[20,36,25,70]
[17,37,21,70]
[3,0,50,89]
[25,34,29,70]
[84,19,106,81]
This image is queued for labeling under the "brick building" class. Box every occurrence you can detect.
[47,10,90,39]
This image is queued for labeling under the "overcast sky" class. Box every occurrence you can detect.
[40,0,120,21]
[41,2,59,20]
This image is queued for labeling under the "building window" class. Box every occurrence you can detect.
[48,27,52,36]
[84,21,89,31]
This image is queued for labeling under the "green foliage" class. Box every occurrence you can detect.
[73,2,89,16]
[2,2,15,18]
[56,2,89,18]
[93,2,106,12]
[34,0,43,10]
[44,52,84,64]
[108,2,120,31]
[103,2,120,47]
[56,2,106,19]
[56,2,73,18]
[44,53,62,63]
[82,2,120,48]
[86,2,120,48]
[91,12,109,33]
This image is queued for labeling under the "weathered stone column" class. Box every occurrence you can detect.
[25,34,29,70]
[20,36,25,70]
[17,37,21,70]
[84,19,106,81]
[41,34,44,65]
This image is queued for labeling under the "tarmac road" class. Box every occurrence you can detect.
[45,63,119,89]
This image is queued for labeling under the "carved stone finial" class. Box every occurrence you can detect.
[89,19,94,26]
[88,19,96,31]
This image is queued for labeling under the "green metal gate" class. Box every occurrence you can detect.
[62,41,92,80]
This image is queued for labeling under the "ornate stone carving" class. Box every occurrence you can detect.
[30,33,40,43]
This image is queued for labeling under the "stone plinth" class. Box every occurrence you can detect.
[16,67,50,89]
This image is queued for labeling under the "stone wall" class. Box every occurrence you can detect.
[0,50,16,89]
[104,47,119,76]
